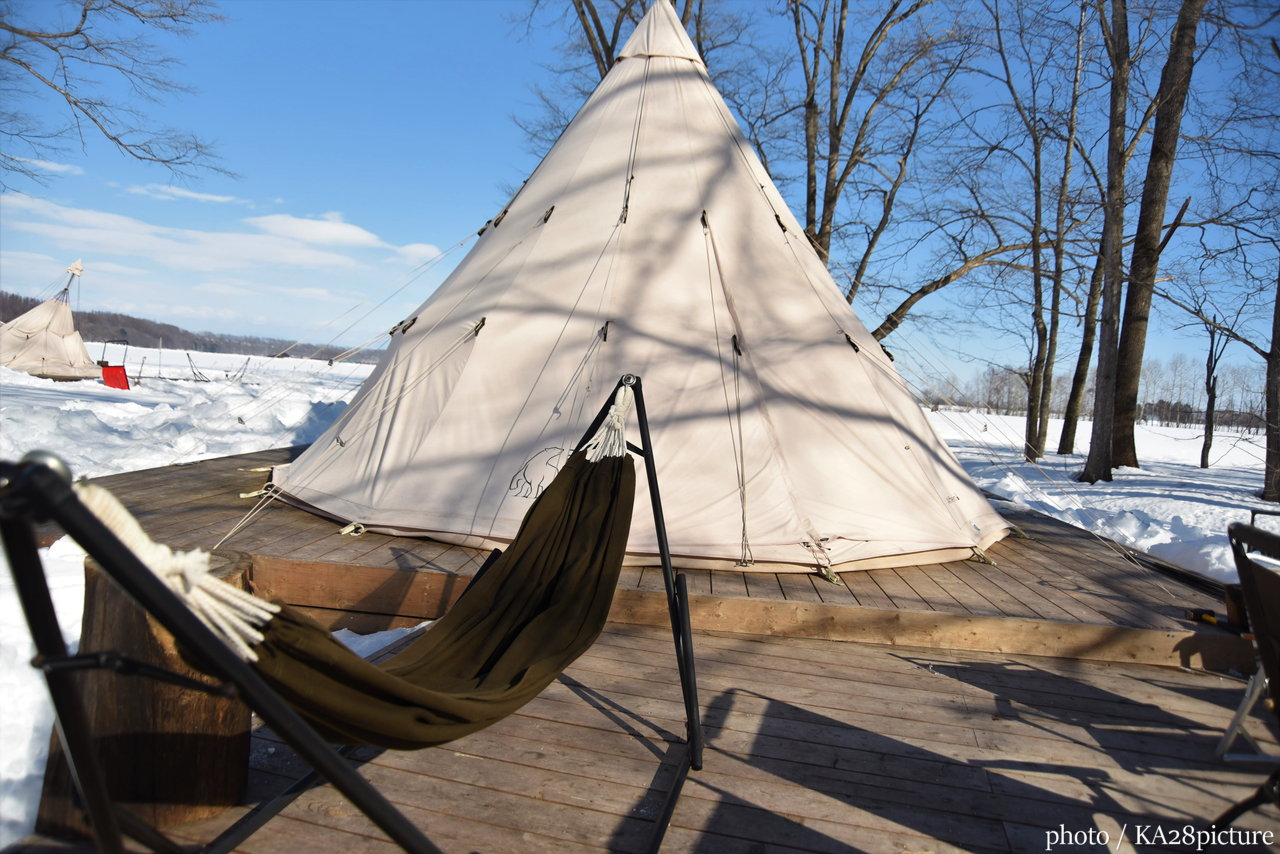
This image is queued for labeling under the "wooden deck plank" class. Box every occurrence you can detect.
[979,562,1085,622]
[1005,536,1191,629]
[708,569,748,598]
[604,624,1255,724]
[634,566,668,594]
[808,573,857,605]
[616,566,645,590]
[894,564,970,612]
[680,569,712,597]
[190,628,1279,851]
[866,568,935,611]
[917,563,1002,615]
[838,569,896,609]
[17,623,1274,853]
[741,571,786,602]
[775,572,825,604]
[559,648,1252,775]
[937,561,1046,619]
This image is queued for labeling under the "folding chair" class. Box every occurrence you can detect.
[1214,522,1280,826]
[1,374,702,853]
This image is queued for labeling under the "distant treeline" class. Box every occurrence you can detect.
[0,291,382,364]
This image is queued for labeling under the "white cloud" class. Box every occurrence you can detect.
[13,157,84,175]
[245,213,387,248]
[128,184,248,205]
[2,193,362,273]
[2,193,447,345]
[163,302,257,323]
[276,285,352,303]
[82,259,151,278]
[395,242,443,266]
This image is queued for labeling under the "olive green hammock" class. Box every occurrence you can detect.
[72,387,637,751]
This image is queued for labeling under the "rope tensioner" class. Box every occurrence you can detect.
[583,383,634,462]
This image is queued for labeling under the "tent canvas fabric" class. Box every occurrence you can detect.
[273,1,1008,573]
[1,284,100,382]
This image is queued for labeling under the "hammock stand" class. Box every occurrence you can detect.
[0,374,703,854]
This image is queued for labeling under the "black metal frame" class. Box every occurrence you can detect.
[1214,522,1280,828]
[574,374,704,851]
[0,373,701,853]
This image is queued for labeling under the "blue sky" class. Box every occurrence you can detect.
[1,0,1263,393]
[1,0,557,349]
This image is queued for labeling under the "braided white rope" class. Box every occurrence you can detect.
[583,385,633,462]
[73,481,280,662]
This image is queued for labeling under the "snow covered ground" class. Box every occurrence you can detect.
[927,407,1270,585]
[0,346,1269,846]
[0,347,375,847]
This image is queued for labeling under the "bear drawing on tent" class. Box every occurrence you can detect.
[272,1,1009,575]
[0,260,102,383]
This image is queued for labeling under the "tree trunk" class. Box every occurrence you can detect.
[1201,373,1216,468]
[1044,1,1085,457]
[1080,0,1129,483]
[1037,275,1061,456]
[792,0,824,253]
[1024,137,1047,462]
[1025,311,1048,461]
[1111,0,1208,467]
[1059,254,1104,454]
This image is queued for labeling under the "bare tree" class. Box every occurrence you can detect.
[514,0,759,154]
[1109,0,1209,467]
[0,0,224,185]
[966,0,1095,461]
[1158,263,1278,493]
[1081,0,1138,483]
[1160,281,1247,466]
[786,0,949,263]
[1057,251,1105,453]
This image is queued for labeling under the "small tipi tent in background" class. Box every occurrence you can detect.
[273,1,1008,575]
[0,260,105,383]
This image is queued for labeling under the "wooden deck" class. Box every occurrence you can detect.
[13,625,1278,852]
[64,447,1249,669]
[11,447,1279,852]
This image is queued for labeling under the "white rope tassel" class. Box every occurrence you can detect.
[584,385,633,462]
[73,481,280,662]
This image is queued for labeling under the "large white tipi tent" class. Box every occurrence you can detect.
[0,260,101,382]
[274,1,1008,574]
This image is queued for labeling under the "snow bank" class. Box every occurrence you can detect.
[926,409,1268,584]
[0,348,372,848]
